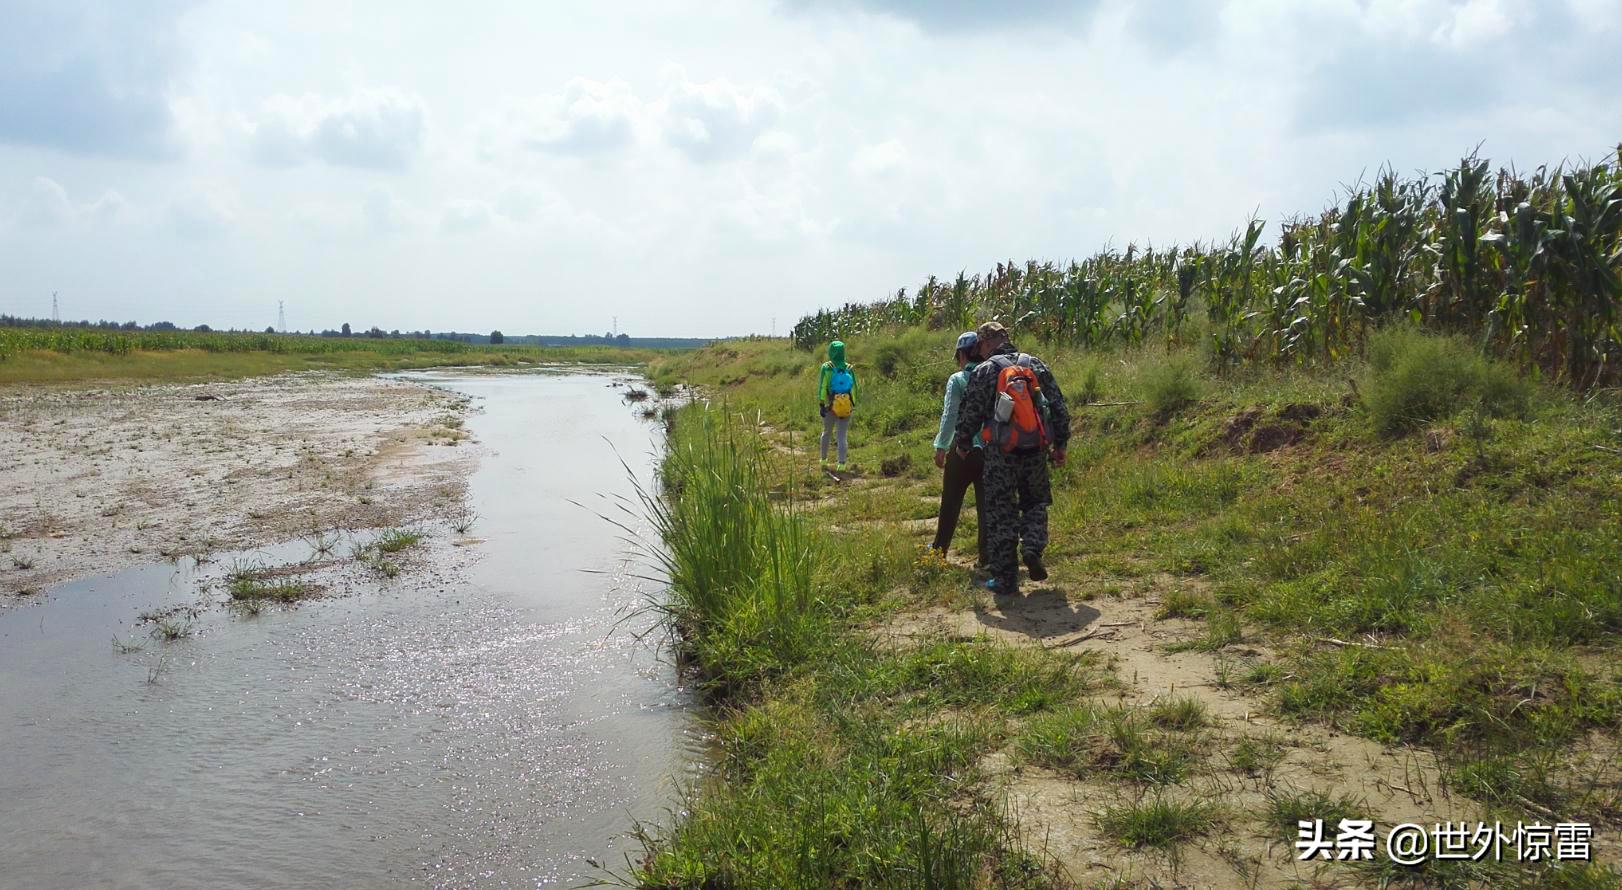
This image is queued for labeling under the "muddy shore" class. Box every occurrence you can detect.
[0,372,476,600]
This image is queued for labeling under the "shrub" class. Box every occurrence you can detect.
[874,341,905,378]
[1139,353,1201,417]
[1363,328,1533,436]
[1076,360,1103,405]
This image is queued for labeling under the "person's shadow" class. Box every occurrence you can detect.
[974,587,1100,641]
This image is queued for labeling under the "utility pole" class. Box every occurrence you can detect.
[278,301,286,334]
[612,316,617,337]
[52,292,60,324]
[771,316,776,338]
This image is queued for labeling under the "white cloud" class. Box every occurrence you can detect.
[248,89,427,170]
[784,0,1100,32]
[661,69,785,162]
[1,0,1616,337]
[517,78,646,155]
[363,186,426,233]
[168,187,238,239]
[441,200,494,233]
[494,182,566,223]
[496,71,786,164]
[13,177,133,228]
[849,139,908,177]
[17,177,78,227]
[0,2,187,158]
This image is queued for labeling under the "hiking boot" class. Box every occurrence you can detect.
[1024,553,1048,582]
[984,577,1019,596]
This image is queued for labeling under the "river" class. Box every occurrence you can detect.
[0,369,691,888]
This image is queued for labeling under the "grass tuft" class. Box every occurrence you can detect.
[1016,703,1199,786]
[1229,734,1287,776]
[1096,795,1217,849]
[375,528,424,553]
[227,576,312,603]
[1148,695,1209,731]
[1262,785,1363,839]
[1155,588,1210,619]
[151,619,192,641]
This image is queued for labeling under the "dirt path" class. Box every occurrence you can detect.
[883,577,1571,887]
[760,418,1613,884]
[1,372,475,600]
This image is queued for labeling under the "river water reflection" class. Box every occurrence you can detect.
[0,369,691,888]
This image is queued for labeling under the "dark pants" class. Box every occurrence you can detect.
[932,447,986,564]
[981,450,1052,587]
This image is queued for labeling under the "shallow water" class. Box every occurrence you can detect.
[0,370,691,889]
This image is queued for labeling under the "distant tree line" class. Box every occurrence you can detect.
[501,333,713,349]
[2,315,713,349]
[3,314,239,334]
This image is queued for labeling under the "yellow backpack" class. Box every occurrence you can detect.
[828,365,854,417]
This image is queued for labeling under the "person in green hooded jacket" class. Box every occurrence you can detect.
[817,340,858,470]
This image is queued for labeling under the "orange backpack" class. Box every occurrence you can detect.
[980,354,1049,454]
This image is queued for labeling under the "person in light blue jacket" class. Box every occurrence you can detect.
[930,331,985,565]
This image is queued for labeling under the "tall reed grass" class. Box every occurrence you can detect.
[630,402,825,694]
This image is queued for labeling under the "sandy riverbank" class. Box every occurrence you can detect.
[1,372,476,600]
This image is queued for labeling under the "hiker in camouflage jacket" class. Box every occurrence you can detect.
[952,322,1070,594]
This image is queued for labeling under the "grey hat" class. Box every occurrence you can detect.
[955,331,978,351]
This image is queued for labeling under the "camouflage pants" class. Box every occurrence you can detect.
[981,450,1051,586]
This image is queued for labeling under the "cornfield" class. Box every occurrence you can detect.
[0,328,474,362]
[793,146,1622,387]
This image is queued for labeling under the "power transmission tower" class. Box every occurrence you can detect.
[278,301,286,334]
[52,292,60,324]
[612,315,617,337]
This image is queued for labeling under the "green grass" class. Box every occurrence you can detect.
[633,324,1622,884]
[1228,734,1286,776]
[1164,610,1243,653]
[1147,695,1208,731]
[374,528,424,553]
[613,403,1090,886]
[151,619,192,641]
[1261,785,1363,839]
[0,327,661,384]
[1154,588,1210,619]
[624,403,827,696]
[632,701,1045,889]
[226,576,313,602]
[1095,795,1218,850]
[885,638,1096,717]
[1014,703,1200,786]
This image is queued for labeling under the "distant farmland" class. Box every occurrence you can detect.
[0,326,666,383]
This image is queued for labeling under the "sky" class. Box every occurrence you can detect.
[1,0,1618,338]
